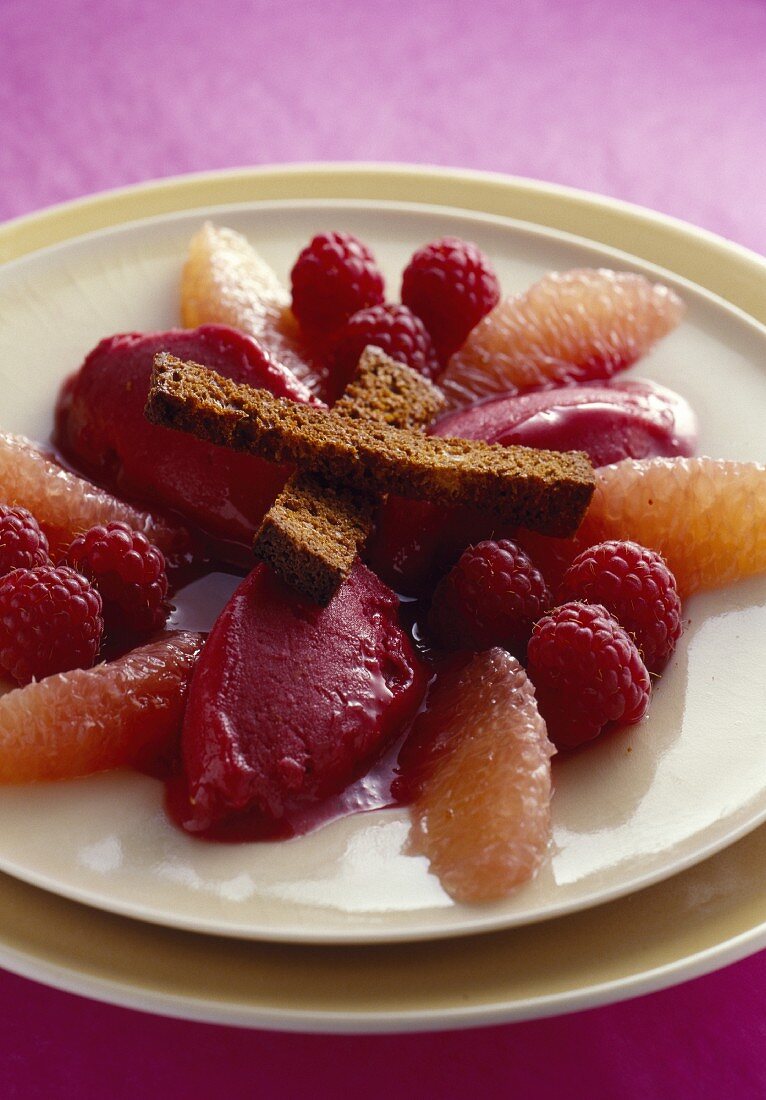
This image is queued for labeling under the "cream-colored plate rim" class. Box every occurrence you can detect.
[0,164,764,1030]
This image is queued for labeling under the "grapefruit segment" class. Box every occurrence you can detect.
[0,432,189,563]
[440,269,685,408]
[0,631,204,783]
[402,649,555,903]
[578,457,766,597]
[181,223,327,397]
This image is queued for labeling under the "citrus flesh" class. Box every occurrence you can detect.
[403,649,555,903]
[0,432,188,562]
[578,456,766,597]
[440,269,685,408]
[181,223,327,397]
[0,631,204,783]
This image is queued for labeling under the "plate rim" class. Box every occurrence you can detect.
[1,195,766,946]
[0,164,765,1029]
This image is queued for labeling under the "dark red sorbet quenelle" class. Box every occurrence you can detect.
[55,324,322,556]
[172,560,427,838]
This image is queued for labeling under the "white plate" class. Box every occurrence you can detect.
[0,198,764,945]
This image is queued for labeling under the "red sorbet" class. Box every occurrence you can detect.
[179,560,427,832]
[55,324,320,552]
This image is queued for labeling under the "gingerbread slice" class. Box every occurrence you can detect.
[146,354,595,535]
[254,347,445,604]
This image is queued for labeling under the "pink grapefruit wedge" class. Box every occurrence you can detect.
[402,649,555,903]
[0,631,204,783]
[181,223,327,397]
[439,268,685,408]
[578,456,766,597]
[0,432,190,563]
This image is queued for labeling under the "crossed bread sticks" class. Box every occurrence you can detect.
[252,347,446,603]
[146,352,595,600]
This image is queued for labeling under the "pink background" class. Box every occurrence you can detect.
[1,0,765,1095]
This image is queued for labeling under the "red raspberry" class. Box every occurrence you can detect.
[290,231,385,336]
[67,522,170,640]
[0,565,103,685]
[428,539,551,657]
[401,237,501,363]
[526,602,651,749]
[559,540,682,675]
[331,303,440,397]
[0,505,50,577]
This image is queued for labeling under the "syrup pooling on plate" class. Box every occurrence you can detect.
[2,216,761,910]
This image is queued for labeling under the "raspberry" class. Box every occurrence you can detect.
[559,540,683,674]
[0,505,50,577]
[428,539,551,657]
[0,566,103,685]
[526,602,651,750]
[290,231,385,336]
[66,522,170,641]
[401,237,500,363]
[331,303,440,397]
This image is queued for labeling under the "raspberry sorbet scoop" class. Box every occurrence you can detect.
[180,561,427,832]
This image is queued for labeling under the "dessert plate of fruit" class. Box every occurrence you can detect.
[0,198,763,945]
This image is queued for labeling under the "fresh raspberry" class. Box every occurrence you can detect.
[401,237,501,363]
[290,231,385,336]
[427,539,551,657]
[331,303,440,397]
[0,505,50,577]
[526,602,651,749]
[559,540,683,674]
[66,522,170,640]
[0,565,103,685]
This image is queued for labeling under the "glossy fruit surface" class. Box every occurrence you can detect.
[578,457,766,597]
[560,540,683,674]
[0,432,188,563]
[182,222,327,396]
[0,631,203,782]
[401,648,554,903]
[439,268,685,407]
[527,602,651,749]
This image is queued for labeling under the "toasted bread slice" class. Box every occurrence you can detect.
[146,354,595,536]
[253,347,446,603]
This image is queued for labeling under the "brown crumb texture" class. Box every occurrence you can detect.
[336,345,446,429]
[254,474,377,605]
[146,354,595,537]
[253,348,444,604]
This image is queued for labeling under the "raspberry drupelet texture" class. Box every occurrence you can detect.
[526,601,651,749]
[0,505,50,577]
[331,303,440,398]
[290,231,385,336]
[0,565,103,685]
[559,540,683,674]
[67,521,170,641]
[401,237,501,363]
[428,539,551,657]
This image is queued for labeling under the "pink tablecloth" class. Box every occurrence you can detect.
[1,0,765,1095]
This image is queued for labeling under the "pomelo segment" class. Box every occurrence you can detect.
[0,631,204,783]
[578,457,766,597]
[181,223,328,397]
[0,432,189,563]
[402,649,555,903]
[439,269,685,408]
